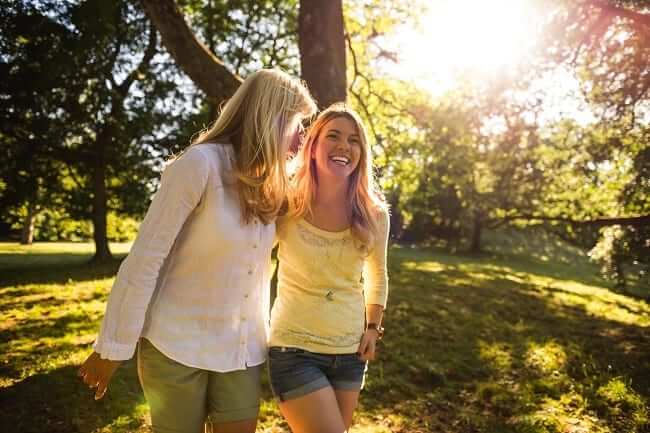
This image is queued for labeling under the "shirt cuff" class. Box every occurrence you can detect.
[93,339,137,361]
[365,290,388,308]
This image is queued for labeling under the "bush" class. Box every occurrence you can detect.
[7,208,140,242]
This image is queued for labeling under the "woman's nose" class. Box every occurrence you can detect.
[336,138,351,151]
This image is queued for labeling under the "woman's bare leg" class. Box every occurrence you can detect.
[278,386,347,433]
[334,389,360,431]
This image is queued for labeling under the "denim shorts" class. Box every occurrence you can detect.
[268,346,367,401]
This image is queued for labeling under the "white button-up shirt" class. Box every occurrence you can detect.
[93,143,275,372]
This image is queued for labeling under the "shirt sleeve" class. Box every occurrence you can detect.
[93,146,210,360]
[362,208,390,308]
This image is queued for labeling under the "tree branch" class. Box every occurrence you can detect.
[140,0,241,102]
[346,33,414,122]
[64,160,85,190]
[349,87,380,144]
[107,4,125,90]
[117,21,158,97]
[345,33,360,91]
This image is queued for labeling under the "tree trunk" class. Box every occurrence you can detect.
[91,132,112,262]
[20,200,36,245]
[140,0,241,103]
[141,0,347,108]
[299,0,347,108]
[470,212,482,254]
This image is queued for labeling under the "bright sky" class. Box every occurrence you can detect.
[386,0,541,93]
[382,0,596,125]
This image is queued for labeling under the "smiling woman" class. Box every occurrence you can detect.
[390,0,543,94]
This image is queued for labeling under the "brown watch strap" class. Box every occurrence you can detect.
[366,323,384,339]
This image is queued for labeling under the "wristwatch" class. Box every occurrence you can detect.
[366,323,384,340]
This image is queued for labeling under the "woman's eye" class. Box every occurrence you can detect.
[327,134,338,140]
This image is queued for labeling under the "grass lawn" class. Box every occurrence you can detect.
[0,233,648,433]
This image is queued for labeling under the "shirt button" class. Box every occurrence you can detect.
[248,269,253,275]
[253,243,258,249]
[242,317,247,321]
[244,293,249,298]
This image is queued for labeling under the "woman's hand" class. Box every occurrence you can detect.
[78,351,122,400]
[357,329,380,361]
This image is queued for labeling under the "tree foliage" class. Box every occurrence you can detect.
[540,0,650,120]
[0,0,190,258]
[1,0,647,284]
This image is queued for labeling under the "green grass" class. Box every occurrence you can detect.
[0,233,648,433]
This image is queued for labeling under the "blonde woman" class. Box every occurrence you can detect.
[78,69,316,433]
[269,103,390,433]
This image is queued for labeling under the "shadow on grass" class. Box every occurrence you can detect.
[483,227,587,267]
[0,361,146,433]
[0,306,105,382]
[2,243,647,433]
[406,244,607,288]
[0,258,124,287]
[0,311,99,345]
[358,249,650,432]
[1,288,106,312]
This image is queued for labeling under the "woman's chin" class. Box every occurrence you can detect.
[324,165,353,179]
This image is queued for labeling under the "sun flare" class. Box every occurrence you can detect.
[391,0,542,94]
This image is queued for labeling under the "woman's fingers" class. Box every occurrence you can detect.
[358,333,377,361]
[95,379,108,400]
[83,370,97,387]
[365,343,375,361]
[357,337,368,358]
[79,352,120,399]
[84,369,109,399]
[79,352,97,382]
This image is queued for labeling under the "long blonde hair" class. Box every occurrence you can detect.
[288,103,387,250]
[191,68,316,224]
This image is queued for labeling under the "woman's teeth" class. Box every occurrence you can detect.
[330,156,350,166]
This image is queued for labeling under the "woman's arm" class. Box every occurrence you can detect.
[358,209,390,361]
[93,147,210,360]
[80,147,211,399]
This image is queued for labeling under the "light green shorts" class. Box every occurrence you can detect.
[137,338,261,432]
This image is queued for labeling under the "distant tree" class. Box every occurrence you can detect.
[398,90,548,253]
[0,0,81,244]
[538,120,650,288]
[0,0,189,260]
